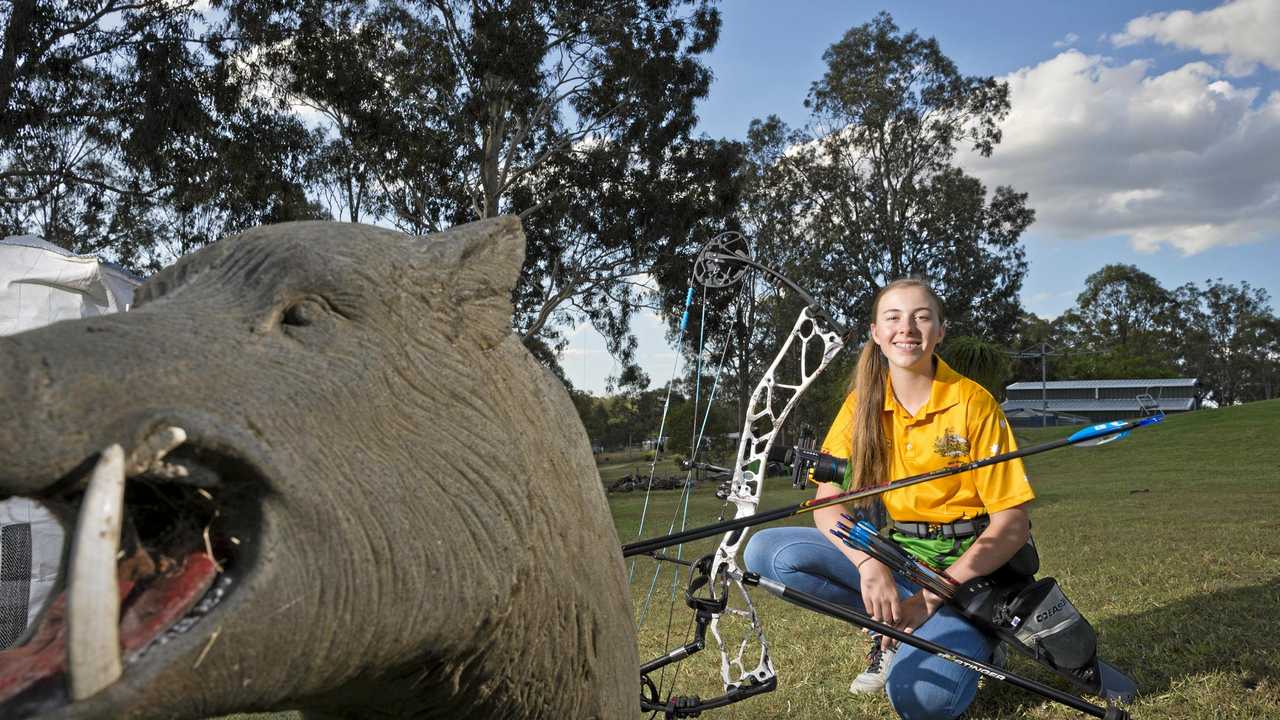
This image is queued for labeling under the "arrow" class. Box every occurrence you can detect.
[830,516,957,599]
[622,414,1163,558]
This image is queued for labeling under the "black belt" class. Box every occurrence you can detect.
[893,515,990,540]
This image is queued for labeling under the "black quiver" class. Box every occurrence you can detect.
[951,540,1110,696]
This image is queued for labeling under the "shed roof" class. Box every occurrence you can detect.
[1005,378,1197,391]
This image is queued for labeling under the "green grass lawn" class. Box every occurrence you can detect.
[219,401,1280,719]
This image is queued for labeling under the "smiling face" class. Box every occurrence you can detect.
[870,284,945,373]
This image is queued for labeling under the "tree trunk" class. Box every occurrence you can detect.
[479,98,509,219]
[0,0,37,135]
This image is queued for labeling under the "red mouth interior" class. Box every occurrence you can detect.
[0,550,217,705]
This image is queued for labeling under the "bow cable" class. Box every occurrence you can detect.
[628,286,697,585]
[641,277,746,706]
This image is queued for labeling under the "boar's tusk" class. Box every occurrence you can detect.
[125,426,188,478]
[68,444,126,700]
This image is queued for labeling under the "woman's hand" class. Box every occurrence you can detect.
[893,589,945,645]
[858,560,901,628]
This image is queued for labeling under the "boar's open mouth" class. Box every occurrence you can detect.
[0,425,265,717]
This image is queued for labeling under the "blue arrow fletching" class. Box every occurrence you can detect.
[829,528,859,550]
[851,525,872,545]
[1068,420,1126,442]
[1068,420,1132,447]
[1134,413,1166,428]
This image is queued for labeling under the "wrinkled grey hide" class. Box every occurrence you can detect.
[0,218,637,718]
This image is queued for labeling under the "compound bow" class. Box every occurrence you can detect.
[633,232,854,717]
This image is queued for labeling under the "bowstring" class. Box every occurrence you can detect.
[674,296,733,564]
[628,287,696,586]
[640,289,709,707]
[649,286,738,705]
[641,275,761,708]
[636,283,721,625]
[628,269,747,705]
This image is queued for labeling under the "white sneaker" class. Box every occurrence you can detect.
[849,642,896,694]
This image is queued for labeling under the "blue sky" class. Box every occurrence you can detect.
[562,0,1280,394]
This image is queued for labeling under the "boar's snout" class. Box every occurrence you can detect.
[0,317,150,495]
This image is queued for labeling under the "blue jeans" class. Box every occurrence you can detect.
[743,526,996,720]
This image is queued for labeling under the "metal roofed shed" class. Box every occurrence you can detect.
[1002,377,1200,426]
[1005,378,1198,391]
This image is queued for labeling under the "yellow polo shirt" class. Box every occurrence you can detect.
[821,356,1034,523]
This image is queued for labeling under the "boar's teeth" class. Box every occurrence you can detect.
[68,444,126,700]
[144,461,190,481]
[125,426,188,478]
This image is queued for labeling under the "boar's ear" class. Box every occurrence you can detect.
[134,234,244,307]
[412,216,525,349]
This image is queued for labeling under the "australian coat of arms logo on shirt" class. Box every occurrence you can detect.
[933,429,970,464]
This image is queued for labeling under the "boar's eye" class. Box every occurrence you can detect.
[282,299,324,327]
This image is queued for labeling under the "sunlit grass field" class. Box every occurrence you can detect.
[220,400,1280,720]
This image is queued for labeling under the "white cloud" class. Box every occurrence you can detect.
[961,50,1280,255]
[1053,32,1080,49]
[1110,0,1280,76]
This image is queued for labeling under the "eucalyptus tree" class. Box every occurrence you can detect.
[0,0,200,249]
[1049,263,1178,379]
[740,12,1033,346]
[0,1,328,269]
[1171,279,1280,406]
[1021,268,1279,401]
[656,12,1032,434]
[217,0,726,369]
[1073,264,1173,350]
